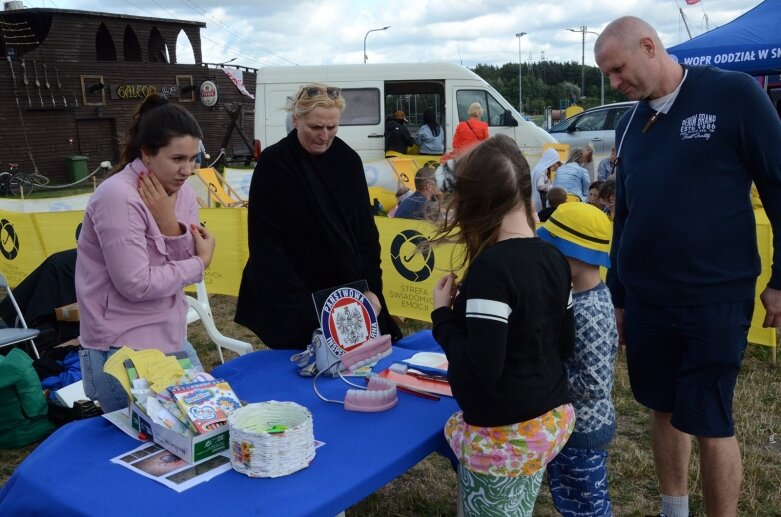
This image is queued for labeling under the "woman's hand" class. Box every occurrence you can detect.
[364,290,383,315]
[190,224,216,269]
[433,273,458,309]
[138,171,181,236]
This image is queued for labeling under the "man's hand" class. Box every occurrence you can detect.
[138,172,180,236]
[615,307,626,349]
[760,287,781,327]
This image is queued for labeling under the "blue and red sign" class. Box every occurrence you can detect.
[319,287,379,358]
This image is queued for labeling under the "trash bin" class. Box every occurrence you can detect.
[66,156,89,182]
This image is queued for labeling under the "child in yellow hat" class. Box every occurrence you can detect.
[537,202,619,517]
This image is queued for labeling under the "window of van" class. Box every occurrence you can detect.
[385,93,442,128]
[340,88,381,126]
[456,90,508,126]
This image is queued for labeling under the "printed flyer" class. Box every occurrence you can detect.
[111,442,232,492]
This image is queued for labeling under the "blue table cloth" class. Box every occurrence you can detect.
[0,347,458,516]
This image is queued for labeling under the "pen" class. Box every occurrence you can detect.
[396,385,440,401]
[406,371,449,384]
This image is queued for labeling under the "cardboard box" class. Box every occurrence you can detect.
[129,402,229,464]
[55,303,80,322]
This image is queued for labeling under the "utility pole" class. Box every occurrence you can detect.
[566,26,601,103]
[515,32,527,114]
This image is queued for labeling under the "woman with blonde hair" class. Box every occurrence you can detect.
[552,146,591,201]
[236,83,401,348]
[451,101,489,156]
[429,134,575,516]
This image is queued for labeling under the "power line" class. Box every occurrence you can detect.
[144,0,280,67]
[180,0,297,66]
[200,34,281,68]
[112,0,293,67]
[118,0,159,18]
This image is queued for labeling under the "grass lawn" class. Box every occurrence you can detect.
[1,294,779,516]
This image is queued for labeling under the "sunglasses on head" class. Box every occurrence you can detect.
[297,86,341,100]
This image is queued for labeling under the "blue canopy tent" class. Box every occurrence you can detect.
[667,0,781,76]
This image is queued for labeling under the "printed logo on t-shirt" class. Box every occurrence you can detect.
[680,113,716,140]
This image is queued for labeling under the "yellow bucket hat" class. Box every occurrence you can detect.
[537,203,612,267]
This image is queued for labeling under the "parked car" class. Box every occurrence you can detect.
[548,101,636,158]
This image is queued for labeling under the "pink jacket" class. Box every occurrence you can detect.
[76,158,204,353]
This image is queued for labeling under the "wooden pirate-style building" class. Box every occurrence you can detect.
[0,4,257,185]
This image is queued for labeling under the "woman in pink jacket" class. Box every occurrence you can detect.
[76,94,215,412]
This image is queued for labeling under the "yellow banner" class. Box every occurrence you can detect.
[0,207,776,349]
[0,210,83,286]
[750,209,777,346]
[0,208,247,294]
[376,217,466,322]
[196,208,247,295]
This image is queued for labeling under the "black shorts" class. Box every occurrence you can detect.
[623,295,752,437]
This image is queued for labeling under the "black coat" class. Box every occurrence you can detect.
[235,130,401,349]
[384,118,415,154]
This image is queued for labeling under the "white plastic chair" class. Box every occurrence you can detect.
[186,281,253,363]
[0,271,40,359]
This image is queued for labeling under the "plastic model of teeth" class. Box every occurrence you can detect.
[343,375,397,412]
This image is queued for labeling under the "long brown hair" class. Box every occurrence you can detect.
[426,134,532,272]
[117,93,203,172]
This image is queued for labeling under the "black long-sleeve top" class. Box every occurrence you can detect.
[235,130,400,349]
[432,238,574,427]
[385,118,415,154]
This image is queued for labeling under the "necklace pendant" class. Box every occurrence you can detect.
[641,112,659,134]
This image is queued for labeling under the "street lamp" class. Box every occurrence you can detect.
[515,32,527,114]
[363,26,390,64]
[566,26,601,103]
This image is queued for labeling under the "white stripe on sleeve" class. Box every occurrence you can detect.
[466,298,512,324]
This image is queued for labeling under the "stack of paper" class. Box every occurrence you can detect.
[379,352,452,397]
[54,380,87,408]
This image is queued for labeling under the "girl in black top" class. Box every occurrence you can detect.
[429,135,575,516]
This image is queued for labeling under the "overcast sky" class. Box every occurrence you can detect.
[33,0,762,69]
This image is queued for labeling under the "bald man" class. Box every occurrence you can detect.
[595,16,781,517]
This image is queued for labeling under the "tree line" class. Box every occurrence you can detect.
[471,61,626,114]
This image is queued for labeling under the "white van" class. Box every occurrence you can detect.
[254,62,556,191]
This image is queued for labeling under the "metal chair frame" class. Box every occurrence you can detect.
[0,271,40,359]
